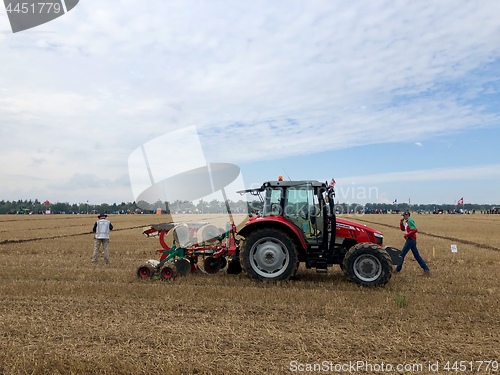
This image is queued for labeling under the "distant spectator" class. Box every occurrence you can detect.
[92,214,113,264]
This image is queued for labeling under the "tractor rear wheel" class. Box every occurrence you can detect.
[240,229,298,281]
[343,243,392,286]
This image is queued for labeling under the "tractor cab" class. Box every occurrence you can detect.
[260,180,329,247]
[238,179,336,263]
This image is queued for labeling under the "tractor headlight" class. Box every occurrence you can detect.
[374,233,383,245]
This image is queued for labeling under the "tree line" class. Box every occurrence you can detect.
[1,198,499,215]
[0,199,138,215]
[0,199,250,215]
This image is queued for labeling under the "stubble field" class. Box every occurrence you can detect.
[0,213,499,374]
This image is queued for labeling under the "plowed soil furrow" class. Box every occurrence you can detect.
[353,217,500,252]
[0,225,146,245]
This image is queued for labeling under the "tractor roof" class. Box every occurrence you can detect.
[237,180,326,195]
[262,180,326,188]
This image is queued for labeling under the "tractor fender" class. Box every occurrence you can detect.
[237,217,307,251]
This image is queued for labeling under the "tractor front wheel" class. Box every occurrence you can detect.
[343,243,392,286]
[240,229,298,281]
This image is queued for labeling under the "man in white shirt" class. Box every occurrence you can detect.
[92,213,113,264]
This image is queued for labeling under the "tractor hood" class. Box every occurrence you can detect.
[335,217,384,245]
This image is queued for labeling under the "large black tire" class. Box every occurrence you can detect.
[240,229,299,281]
[343,243,393,286]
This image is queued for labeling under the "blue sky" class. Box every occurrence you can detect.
[1,0,500,205]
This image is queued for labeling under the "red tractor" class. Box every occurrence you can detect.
[137,179,402,286]
[235,179,401,286]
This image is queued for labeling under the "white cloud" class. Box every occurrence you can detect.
[1,0,500,202]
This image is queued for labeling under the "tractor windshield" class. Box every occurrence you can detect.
[262,187,283,217]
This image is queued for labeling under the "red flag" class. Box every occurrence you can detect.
[457,197,464,206]
[43,200,50,205]
[329,178,336,188]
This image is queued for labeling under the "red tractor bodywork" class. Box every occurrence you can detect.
[241,215,383,251]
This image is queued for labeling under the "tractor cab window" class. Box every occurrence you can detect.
[284,184,322,244]
[263,187,283,217]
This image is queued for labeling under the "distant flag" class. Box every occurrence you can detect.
[392,199,398,204]
[43,200,50,205]
[457,197,464,206]
[328,178,336,188]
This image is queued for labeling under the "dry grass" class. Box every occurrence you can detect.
[0,213,499,374]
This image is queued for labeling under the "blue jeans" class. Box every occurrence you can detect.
[396,238,429,271]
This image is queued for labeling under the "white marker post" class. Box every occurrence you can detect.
[451,244,458,253]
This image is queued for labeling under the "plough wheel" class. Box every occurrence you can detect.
[175,259,191,276]
[204,256,222,274]
[137,265,154,279]
[160,266,175,281]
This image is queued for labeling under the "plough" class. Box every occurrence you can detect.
[136,221,242,280]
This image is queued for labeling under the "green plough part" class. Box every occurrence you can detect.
[155,241,187,271]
